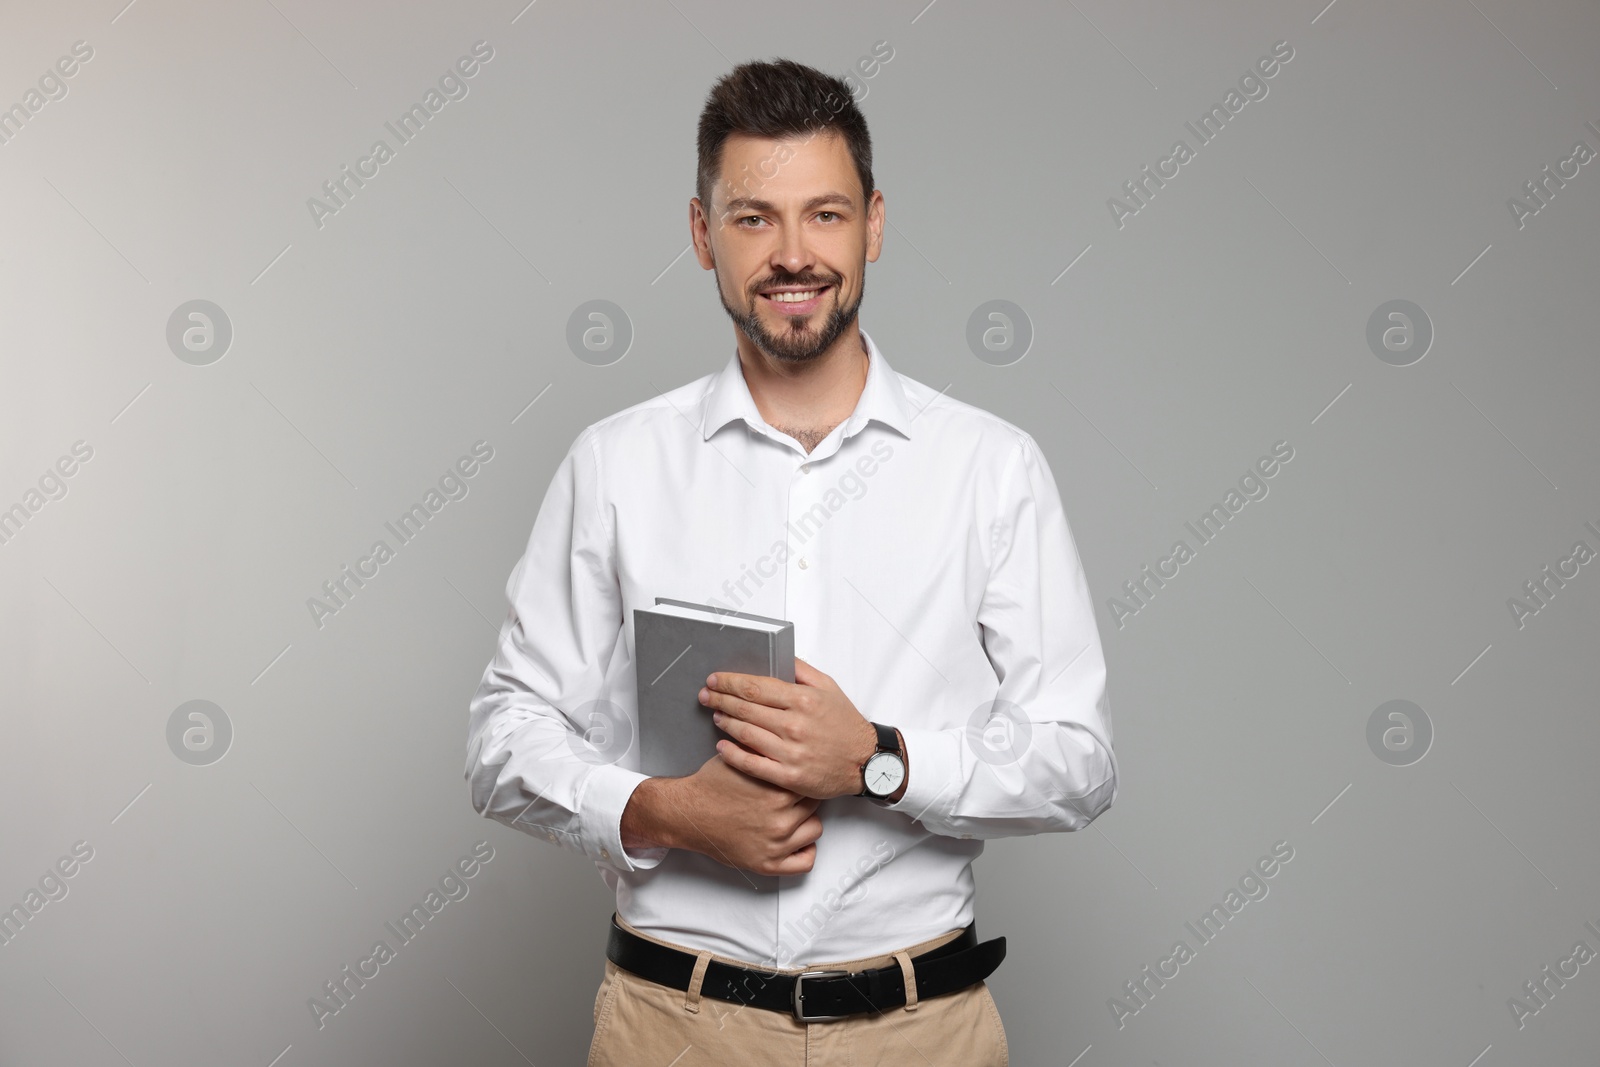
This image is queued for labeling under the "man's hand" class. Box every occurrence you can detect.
[621,753,822,876]
[698,656,878,800]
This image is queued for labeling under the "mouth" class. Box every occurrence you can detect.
[759,284,832,316]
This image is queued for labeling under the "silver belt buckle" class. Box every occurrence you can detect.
[791,968,851,1022]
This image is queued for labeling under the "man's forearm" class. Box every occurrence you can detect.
[620,777,683,852]
[621,730,909,854]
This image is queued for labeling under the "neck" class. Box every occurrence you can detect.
[737,328,869,448]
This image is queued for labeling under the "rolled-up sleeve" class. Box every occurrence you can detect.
[465,425,668,873]
[888,432,1118,838]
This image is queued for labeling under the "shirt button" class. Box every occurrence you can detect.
[800,464,810,474]
[600,847,611,859]
[798,558,808,569]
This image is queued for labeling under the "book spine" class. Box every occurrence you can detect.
[774,624,796,683]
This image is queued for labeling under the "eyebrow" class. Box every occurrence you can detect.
[720,192,856,215]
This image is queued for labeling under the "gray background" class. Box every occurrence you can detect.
[2,0,1598,1064]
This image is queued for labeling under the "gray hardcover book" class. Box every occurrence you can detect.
[633,597,796,778]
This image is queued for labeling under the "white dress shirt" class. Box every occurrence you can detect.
[465,327,1117,967]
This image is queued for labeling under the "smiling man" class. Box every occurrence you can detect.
[466,58,1117,1066]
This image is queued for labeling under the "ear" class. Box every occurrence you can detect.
[865,188,885,264]
[690,197,717,270]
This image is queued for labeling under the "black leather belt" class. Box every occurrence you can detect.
[605,913,1006,1022]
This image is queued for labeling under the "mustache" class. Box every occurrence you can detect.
[753,276,838,293]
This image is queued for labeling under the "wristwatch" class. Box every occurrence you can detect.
[855,722,907,799]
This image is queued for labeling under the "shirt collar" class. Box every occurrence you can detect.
[699,328,916,442]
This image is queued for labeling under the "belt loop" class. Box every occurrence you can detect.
[893,950,919,1011]
[684,951,713,1013]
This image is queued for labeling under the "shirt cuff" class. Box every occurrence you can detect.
[579,763,668,872]
[885,725,960,827]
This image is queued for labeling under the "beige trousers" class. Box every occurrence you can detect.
[587,916,1009,1066]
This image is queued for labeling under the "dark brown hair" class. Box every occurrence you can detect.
[696,58,874,220]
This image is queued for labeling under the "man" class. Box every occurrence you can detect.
[465,58,1117,1065]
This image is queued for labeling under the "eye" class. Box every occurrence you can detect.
[818,211,839,222]
[736,215,766,228]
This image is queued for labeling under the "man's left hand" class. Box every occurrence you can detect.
[699,657,877,800]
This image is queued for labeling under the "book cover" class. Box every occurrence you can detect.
[632,597,796,778]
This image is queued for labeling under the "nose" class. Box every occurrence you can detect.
[773,219,814,276]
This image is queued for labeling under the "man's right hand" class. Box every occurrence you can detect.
[620,752,822,876]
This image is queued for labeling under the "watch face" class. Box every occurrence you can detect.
[863,751,906,796]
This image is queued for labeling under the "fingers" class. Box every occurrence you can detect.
[716,738,791,789]
[792,657,834,690]
[705,671,783,712]
[712,709,783,758]
[702,687,769,731]
[768,842,816,876]
[749,812,822,875]
[786,796,821,822]
[784,812,824,853]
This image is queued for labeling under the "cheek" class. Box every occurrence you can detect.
[714,264,752,302]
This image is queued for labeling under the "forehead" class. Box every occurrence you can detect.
[713,129,860,207]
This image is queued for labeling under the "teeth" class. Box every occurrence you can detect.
[768,289,822,302]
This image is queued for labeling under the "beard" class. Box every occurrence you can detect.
[716,267,864,365]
